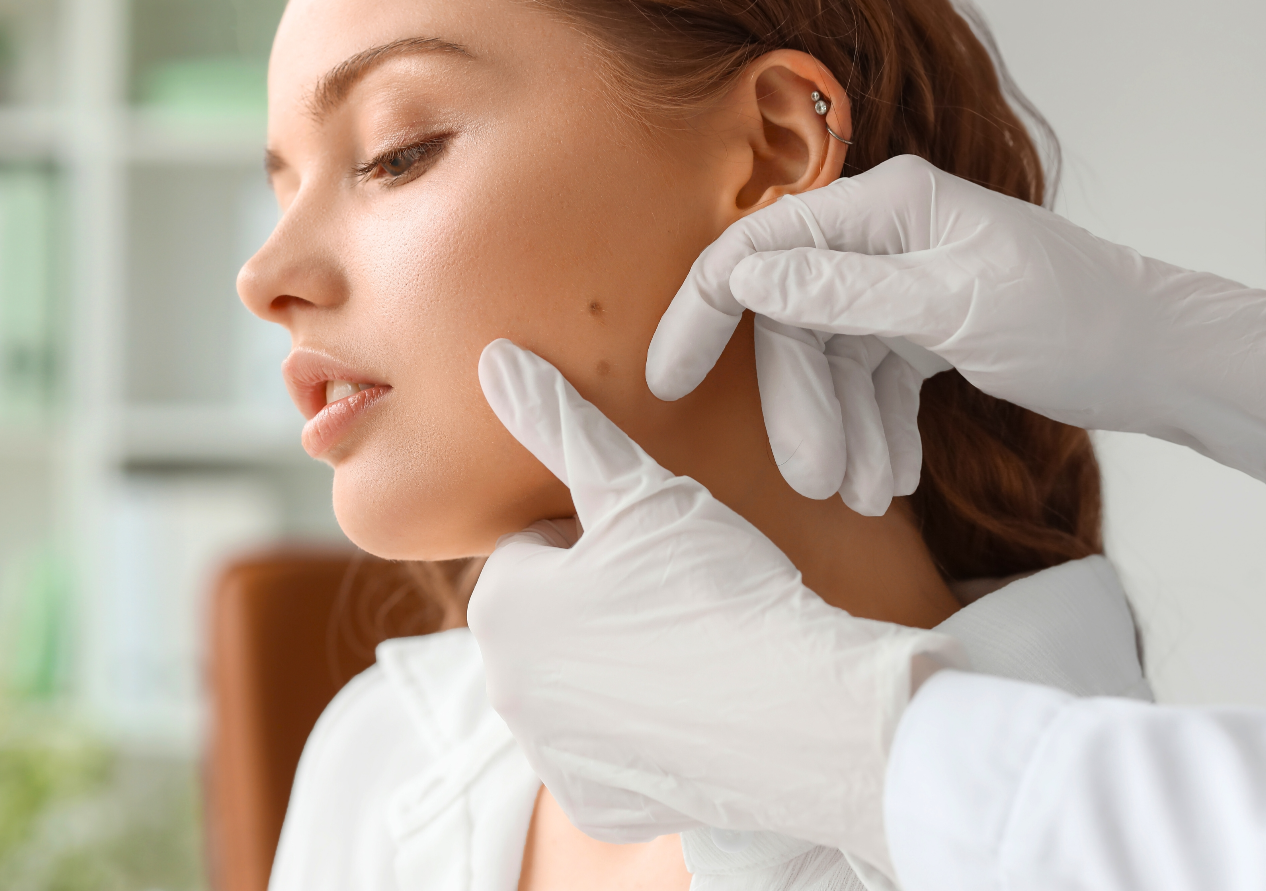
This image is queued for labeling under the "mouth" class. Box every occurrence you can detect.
[282,348,393,458]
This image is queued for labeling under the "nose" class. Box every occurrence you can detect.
[237,187,350,325]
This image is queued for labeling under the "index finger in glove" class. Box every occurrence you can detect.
[645,156,949,403]
[732,247,967,349]
[645,195,821,402]
[479,339,675,530]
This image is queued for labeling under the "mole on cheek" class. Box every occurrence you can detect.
[588,300,605,320]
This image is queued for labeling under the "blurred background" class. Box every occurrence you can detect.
[0,0,1262,888]
[0,0,343,887]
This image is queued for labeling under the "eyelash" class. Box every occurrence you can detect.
[355,135,450,187]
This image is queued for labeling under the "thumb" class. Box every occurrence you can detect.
[478,339,674,529]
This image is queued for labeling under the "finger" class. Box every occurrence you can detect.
[875,336,953,379]
[646,196,822,402]
[825,336,895,517]
[730,248,967,349]
[647,155,952,402]
[873,353,925,497]
[795,154,942,255]
[753,316,847,500]
[478,339,673,529]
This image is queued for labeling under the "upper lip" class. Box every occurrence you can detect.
[282,347,390,420]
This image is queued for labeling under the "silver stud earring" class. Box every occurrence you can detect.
[811,90,853,146]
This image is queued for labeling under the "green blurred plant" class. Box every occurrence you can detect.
[0,710,205,891]
[0,710,112,867]
[0,548,72,702]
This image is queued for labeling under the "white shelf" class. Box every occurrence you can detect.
[122,404,307,464]
[0,105,266,166]
[0,106,61,159]
[0,423,59,462]
[125,108,267,166]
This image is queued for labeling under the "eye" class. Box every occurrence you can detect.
[381,152,416,177]
[356,136,449,187]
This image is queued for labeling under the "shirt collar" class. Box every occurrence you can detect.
[935,555,1152,701]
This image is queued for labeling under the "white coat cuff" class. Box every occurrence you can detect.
[883,669,1074,891]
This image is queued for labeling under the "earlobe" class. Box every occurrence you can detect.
[719,50,852,218]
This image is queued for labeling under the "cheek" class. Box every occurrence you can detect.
[325,198,579,559]
[326,128,718,558]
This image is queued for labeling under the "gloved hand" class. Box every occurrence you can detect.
[648,154,1266,489]
[468,339,964,879]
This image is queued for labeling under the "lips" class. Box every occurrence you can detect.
[282,348,393,458]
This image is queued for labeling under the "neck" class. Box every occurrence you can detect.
[634,314,958,630]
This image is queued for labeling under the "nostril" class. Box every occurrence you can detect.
[269,294,310,315]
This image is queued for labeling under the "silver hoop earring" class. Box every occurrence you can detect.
[811,91,853,146]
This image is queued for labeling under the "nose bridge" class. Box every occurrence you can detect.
[238,180,349,321]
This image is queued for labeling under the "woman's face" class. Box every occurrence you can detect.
[240,0,844,559]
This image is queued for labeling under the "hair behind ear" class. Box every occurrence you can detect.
[910,371,1102,582]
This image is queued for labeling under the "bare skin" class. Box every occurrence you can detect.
[241,0,960,885]
[518,786,694,890]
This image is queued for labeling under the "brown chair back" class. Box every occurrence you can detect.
[204,549,453,891]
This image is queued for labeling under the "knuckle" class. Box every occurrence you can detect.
[872,154,935,195]
[884,153,929,176]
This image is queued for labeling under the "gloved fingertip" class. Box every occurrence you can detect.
[477,337,517,409]
[891,465,922,498]
[839,485,893,518]
[644,361,698,403]
[778,456,847,501]
[646,288,743,401]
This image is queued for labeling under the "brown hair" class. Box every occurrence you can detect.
[539,0,1102,582]
[353,0,1102,635]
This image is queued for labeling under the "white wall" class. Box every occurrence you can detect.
[971,0,1266,706]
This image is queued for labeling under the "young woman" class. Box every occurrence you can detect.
[237,0,1150,887]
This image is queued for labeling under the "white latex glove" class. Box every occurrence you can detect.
[468,339,964,879]
[648,154,1266,489]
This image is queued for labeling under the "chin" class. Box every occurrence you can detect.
[325,404,573,561]
[330,454,494,562]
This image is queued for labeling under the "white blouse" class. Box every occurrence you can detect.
[269,555,1151,891]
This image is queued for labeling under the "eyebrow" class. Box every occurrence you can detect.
[308,36,473,121]
[265,36,473,183]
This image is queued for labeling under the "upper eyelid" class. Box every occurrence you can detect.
[362,131,445,162]
[355,134,449,182]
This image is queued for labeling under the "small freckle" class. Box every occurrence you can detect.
[589,300,604,316]
[596,359,612,376]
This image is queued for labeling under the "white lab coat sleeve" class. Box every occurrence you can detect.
[884,669,1266,891]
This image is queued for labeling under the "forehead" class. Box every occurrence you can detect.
[267,0,552,113]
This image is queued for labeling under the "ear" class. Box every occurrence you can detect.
[707,50,852,222]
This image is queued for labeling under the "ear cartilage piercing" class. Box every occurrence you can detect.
[811,91,854,146]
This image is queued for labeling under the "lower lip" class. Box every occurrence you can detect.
[302,386,392,458]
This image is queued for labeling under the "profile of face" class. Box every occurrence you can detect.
[239,0,853,561]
